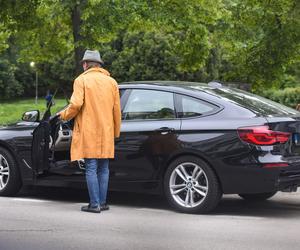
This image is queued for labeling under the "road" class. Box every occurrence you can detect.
[0,187,300,250]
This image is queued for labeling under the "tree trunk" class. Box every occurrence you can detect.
[71,1,86,76]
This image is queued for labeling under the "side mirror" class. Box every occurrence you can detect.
[22,110,40,122]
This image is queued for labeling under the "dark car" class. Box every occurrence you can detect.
[1,81,300,213]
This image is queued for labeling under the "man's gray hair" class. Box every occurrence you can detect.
[85,61,101,69]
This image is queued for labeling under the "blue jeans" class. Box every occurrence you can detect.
[84,159,109,207]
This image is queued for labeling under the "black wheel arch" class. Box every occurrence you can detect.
[0,140,23,177]
[0,141,23,196]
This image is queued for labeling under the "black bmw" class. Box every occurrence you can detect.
[1,81,300,213]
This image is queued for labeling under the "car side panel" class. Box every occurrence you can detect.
[0,127,35,183]
[179,115,280,194]
[111,119,181,182]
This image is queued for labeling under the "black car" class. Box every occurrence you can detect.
[1,81,300,213]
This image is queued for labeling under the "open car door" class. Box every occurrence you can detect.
[31,121,51,178]
[31,89,84,180]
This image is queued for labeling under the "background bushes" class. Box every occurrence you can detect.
[261,88,300,109]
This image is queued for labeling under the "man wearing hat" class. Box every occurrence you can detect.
[59,50,121,213]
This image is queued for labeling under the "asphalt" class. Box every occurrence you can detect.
[0,187,300,250]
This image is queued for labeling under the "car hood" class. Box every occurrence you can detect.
[0,121,39,131]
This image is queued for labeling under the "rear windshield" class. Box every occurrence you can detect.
[198,87,299,117]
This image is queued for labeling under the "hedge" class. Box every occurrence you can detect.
[260,87,300,109]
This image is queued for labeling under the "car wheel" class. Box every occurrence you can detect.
[0,147,22,196]
[164,156,222,214]
[238,192,277,201]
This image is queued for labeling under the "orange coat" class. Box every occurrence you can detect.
[59,67,121,161]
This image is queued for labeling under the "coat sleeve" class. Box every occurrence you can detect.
[113,82,121,138]
[59,78,84,121]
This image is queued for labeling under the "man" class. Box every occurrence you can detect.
[59,50,121,213]
[44,90,54,120]
[45,90,54,108]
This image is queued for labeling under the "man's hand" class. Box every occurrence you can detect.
[50,113,61,120]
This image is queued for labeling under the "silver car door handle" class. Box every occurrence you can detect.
[155,127,175,135]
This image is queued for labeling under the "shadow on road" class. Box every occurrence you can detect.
[18,186,300,218]
[19,186,168,209]
[213,195,300,218]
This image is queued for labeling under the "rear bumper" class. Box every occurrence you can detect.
[277,166,300,191]
[221,162,300,194]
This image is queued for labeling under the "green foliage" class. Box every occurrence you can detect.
[0,57,23,99]
[0,24,10,53]
[0,0,40,29]
[221,0,300,89]
[101,31,225,83]
[16,1,73,64]
[104,32,180,82]
[260,87,300,108]
[0,0,299,99]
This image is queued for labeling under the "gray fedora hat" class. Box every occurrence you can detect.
[81,49,104,64]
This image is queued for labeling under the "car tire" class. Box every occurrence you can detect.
[0,147,22,196]
[238,192,277,201]
[164,156,222,214]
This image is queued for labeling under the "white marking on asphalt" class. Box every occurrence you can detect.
[135,208,168,213]
[214,215,263,220]
[11,198,48,203]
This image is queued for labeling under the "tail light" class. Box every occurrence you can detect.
[263,163,289,168]
[238,126,291,146]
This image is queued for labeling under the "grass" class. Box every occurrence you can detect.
[0,98,68,125]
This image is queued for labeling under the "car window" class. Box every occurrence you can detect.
[123,89,175,120]
[200,87,298,116]
[178,95,217,118]
[119,89,125,97]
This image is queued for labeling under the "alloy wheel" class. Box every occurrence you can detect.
[169,162,208,208]
[0,154,10,190]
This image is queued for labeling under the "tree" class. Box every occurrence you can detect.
[219,0,300,89]
[0,0,299,99]
[0,57,23,98]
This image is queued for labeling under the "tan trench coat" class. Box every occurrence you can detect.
[59,67,121,161]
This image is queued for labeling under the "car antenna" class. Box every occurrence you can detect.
[208,81,223,88]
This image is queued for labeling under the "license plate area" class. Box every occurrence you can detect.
[292,133,300,156]
[293,133,300,146]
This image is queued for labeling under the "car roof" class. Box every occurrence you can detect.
[119,80,221,94]
[119,81,237,112]
[120,80,208,88]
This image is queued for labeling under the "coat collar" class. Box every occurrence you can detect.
[82,67,110,76]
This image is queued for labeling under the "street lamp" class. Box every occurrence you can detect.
[30,61,38,104]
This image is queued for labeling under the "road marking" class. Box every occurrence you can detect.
[214,215,263,220]
[11,198,48,203]
[135,208,169,213]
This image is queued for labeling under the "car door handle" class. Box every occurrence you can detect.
[155,127,175,135]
